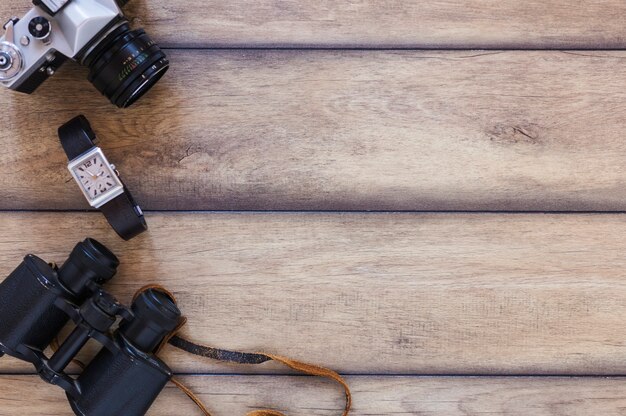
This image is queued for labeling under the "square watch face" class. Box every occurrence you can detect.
[68,148,123,208]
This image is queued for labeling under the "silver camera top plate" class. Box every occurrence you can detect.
[0,0,122,89]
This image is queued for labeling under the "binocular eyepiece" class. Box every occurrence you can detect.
[0,239,183,416]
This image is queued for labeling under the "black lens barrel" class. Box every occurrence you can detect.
[84,23,169,108]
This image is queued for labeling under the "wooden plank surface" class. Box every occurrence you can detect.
[2,376,626,415]
[4,50,626,211]
[1,2,623,414]
[3,1,626,48]
[2,212,626,375]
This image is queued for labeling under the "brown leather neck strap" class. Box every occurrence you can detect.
[133,285,352,416]
[167,336,352,416]
[168,336,271,364]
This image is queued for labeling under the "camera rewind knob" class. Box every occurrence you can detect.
[29,16,51,43]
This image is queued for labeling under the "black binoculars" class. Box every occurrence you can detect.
[0,239,183,416]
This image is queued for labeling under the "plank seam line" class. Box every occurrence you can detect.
[161,46,626,52]
[3,209,626,215]
[4,373,626,378]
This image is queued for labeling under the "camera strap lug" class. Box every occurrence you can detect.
[2,18,18,44]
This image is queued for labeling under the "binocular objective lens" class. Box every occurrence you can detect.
[120,289,182,353]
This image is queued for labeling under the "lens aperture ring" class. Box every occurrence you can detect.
[111,48,168,107]
[91,37,161,97]
[87,28,145,81]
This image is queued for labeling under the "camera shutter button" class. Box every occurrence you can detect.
[28,16,51,41]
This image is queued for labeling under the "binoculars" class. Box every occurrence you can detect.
[0,239,183,416]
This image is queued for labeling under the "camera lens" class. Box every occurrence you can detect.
[83,23,169,108]
[119,289,182,353]
[57,239,120,299]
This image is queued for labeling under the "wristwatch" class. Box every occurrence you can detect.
[58,115,147,240]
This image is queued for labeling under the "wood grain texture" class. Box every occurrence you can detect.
[4,50,626,211]
[2,376,626,415]
[3,1,626,48]
[2,212,626,375]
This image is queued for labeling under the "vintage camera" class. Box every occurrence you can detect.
[0,239,183,416]
[0,0,169,108]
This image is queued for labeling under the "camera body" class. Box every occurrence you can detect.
[0,0,123,92]
[0,0,169,107]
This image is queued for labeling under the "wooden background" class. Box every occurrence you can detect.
[2,1,626,415]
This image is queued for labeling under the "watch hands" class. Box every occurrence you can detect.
[85,169,100,179]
